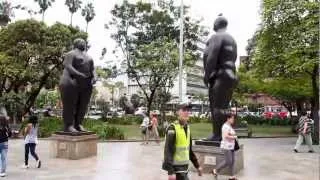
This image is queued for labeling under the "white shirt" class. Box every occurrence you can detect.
[140,117,150,127]
[220,123,236,150]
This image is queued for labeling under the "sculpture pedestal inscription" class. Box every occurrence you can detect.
[190,144,244,175]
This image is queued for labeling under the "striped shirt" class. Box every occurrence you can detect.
[298,116,312,134]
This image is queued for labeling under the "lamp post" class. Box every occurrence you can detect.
[178,0,184,102]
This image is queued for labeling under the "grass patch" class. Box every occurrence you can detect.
[109,123,295,140]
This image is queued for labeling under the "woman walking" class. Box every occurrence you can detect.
[212,112,238,180]
[23,115,41,169]
[140,112,150,145]
[0,115,11,177]
[150,113,160,144]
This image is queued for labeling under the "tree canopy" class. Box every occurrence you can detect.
[0,19,87,120]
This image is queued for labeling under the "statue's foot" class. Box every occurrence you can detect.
[75,125,86,132]
[65,126,79,133]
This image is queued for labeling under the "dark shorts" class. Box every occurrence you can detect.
[141,127,147,134]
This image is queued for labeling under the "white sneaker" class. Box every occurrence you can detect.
[22,165,29,169]
[0,173,6,177]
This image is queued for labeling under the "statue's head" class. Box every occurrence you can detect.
[213,14,228,32]
[73,38,86,51]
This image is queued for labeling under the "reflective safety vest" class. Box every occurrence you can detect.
[173,123,190,166]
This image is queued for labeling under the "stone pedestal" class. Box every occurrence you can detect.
[50,132,98,160]
[191,141,244,175]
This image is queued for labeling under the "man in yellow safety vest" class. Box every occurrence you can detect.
[162,103,203,180]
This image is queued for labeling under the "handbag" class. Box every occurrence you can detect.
[234,139,240,151]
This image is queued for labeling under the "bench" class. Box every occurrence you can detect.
[235,128,252,138]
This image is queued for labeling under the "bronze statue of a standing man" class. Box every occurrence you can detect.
[203,15,238,141]
[59,38,95,132]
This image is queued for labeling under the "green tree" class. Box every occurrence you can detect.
[96,98,110,117]
[118,96,127,109]
[252,0,319,141]
[261,77,312,117]
[132,39,184,114]
[130,94,141,109]
[0,19,87,121]
[35,89,59,108]
[0,1,24,26]
[34,0,55,21]
[65,0,82,26]
[81,2,95,33]
[95,66,111,80]
[109,0,206,113]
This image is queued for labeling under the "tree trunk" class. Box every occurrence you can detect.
[24,73,50,116]
[86,22,89,33]
[70,13,73,26]
[296,99,304,117]
[146,90,156,116]
[311,64,319,144]
[42,11,45,22]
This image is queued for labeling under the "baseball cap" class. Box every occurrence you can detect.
[177,101,192,111]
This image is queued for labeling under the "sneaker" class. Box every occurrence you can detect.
[36,160,41,168]
[294,149,298,153]
[308,150,314,153]
[22,165,29,169]
[0,173,6,177]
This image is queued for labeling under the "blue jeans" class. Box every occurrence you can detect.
[0,142,8,173]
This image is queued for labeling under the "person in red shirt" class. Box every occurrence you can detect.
[150,113,160,144]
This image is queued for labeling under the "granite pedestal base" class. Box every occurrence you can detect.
[191,141,244,175]
[50,132,98,160]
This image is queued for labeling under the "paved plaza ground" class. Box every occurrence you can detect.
[2,138,319,180]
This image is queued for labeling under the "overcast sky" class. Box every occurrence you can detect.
[11,0,261,67]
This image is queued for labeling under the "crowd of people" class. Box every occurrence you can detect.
[0,107,41,177]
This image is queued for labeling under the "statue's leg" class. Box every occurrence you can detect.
[60,84,79,132]
[74,87,92,131]
[209,78,235,140]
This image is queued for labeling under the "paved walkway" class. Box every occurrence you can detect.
[2,138,319,180]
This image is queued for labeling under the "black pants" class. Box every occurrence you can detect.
[176,173,189,180]
[25,143,39,165]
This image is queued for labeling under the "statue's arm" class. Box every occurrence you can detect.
[204,35,222,83]
[63,52,87,79]
[90,59,97,84]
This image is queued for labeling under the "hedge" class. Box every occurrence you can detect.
[106,115,142,125]
[20,117,125,140]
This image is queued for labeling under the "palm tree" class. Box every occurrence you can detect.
[65,0,82,26]
[81,2,95,33]
[34,0,55,21]
[0,1,21,26]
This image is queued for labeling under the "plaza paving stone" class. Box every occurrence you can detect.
[1,138,319,180]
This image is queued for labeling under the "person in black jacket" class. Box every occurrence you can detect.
[0,115,11,177]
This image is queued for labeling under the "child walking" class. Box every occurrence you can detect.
[0,115,11,177]
[23,115,41,169]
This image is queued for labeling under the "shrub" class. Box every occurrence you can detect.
[84,119,125,140]
[36,117,63,138]
[107,115,142,125]
[158,125,166,137]
[88,124,125,140]
[20,117,125,140]
[189,116,202,123]
[165,115,178,123]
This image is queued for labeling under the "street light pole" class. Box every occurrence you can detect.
[178,0,184,102]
